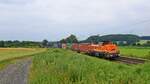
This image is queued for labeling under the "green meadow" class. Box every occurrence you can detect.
[30,49,150,84]
[120,46,150,59]
[0,47,150,84]
[0,48,46,69]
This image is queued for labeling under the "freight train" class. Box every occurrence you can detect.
[71,41,120,59]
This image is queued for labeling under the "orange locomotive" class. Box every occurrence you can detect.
[71,41,120,59]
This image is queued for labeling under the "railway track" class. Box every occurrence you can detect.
[86,52,147,65]
[77,51,147,65]
[115,56,146,64]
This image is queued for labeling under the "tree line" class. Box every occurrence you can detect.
[0,40,41,48]
[0,34,150,48]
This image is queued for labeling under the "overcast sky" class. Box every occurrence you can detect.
[0,0,150,41]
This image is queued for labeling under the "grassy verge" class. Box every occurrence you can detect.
[30,49,150,84]
[0,48,47,69]
[120,46,150,59]
[0,48,46,61]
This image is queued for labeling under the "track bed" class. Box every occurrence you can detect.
[115,56,146,64]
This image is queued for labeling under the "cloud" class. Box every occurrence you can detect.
[0,0,150,41]
[0,0,35,5]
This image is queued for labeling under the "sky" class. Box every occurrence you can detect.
[0,0,150,41]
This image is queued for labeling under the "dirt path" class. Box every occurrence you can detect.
[0,58,32,84]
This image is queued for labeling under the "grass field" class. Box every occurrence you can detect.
[120,46,150,59]
[0,48,46,61]
[0,48,46,69]
[0,47,150,83]
[137,40,149,44]
[30,49,150,84]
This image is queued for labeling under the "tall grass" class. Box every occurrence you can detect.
[30,49,150,84]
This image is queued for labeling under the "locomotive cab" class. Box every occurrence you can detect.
[101,41,120,59]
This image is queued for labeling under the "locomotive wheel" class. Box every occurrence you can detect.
[90,52,95,56]
[99,53,104,58]
[104,53,110,59]
[77,51,80,53]
[95,52,99,57]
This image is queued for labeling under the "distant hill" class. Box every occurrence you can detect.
[81,34,140,45]
[140,36,150,40]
